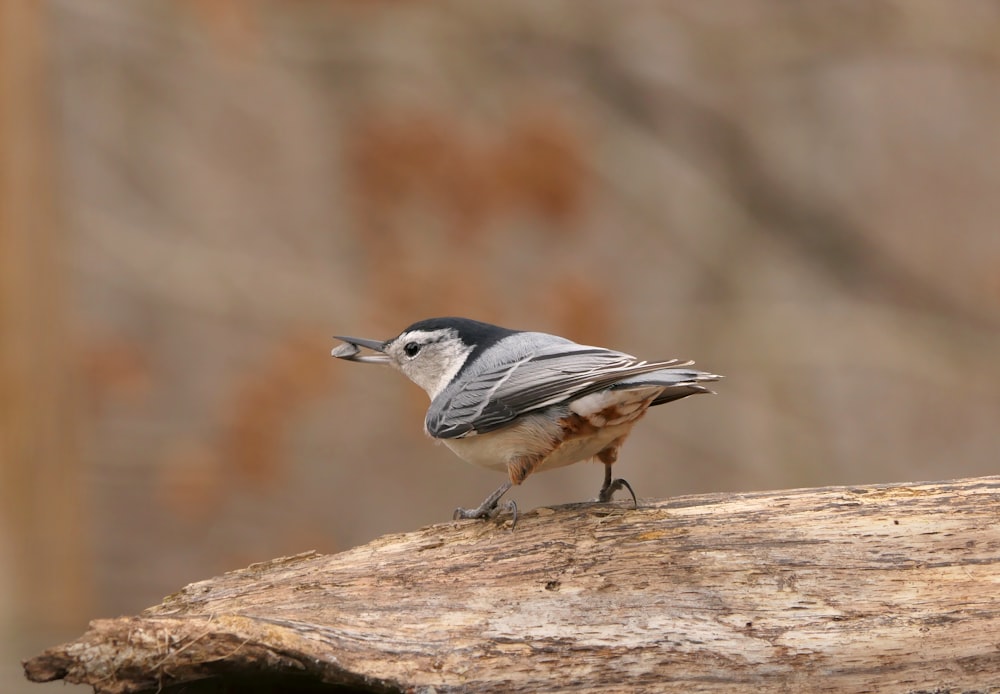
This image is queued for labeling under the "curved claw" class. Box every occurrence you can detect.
[503,499,518,531]
[615,478,639,508]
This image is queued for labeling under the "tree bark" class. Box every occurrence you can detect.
[23,476,1000,693]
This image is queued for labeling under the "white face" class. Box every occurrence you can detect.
[383,328,473,399]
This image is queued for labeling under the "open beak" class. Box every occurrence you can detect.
[331,335,391,364]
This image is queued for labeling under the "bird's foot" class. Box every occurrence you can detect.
[453,499,518,528]
[453,482,517,528]
[598,476,638,507]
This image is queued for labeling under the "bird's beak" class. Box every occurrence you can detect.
[331,335,391,364]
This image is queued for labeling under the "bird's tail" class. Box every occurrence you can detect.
[612,367,722,406]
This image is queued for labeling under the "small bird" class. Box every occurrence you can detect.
[332,317,721,524]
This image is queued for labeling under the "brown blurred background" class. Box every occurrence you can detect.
[3,1,1000,691]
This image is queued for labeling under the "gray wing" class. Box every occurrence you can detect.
[426,338,709,439]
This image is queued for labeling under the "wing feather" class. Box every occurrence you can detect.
[426,342,699,438]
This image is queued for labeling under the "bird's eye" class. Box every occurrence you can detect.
[403,342,421,358]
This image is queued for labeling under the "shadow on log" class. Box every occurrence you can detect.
[23,476,1000,693]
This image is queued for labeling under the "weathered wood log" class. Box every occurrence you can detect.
[23,476,1000,693]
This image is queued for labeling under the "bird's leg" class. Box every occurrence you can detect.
[454,481,515,523]
[596,444,638,507]
[451,453,541,527]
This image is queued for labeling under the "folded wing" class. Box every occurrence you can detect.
[427,344,717,439]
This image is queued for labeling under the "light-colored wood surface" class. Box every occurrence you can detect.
[24,476,1000,693]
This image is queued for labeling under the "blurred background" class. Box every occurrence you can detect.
[3,1,1000,691]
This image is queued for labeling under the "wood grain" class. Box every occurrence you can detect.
[24,476,1000,693]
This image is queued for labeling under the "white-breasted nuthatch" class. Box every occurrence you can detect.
[332,317,721,524]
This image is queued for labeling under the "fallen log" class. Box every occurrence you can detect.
[23,476,1000,693]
